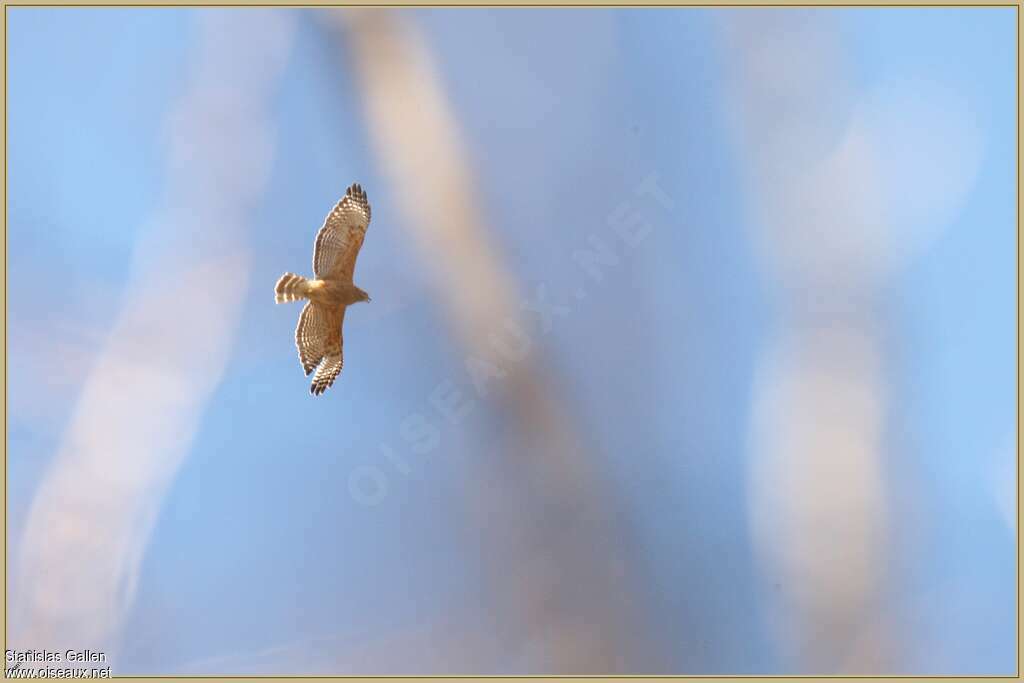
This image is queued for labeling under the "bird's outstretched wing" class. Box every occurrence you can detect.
[295,302,345,395]
[312,183,371,282]
[310,347,344,396]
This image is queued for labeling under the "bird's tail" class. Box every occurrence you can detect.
[275,273,310,304]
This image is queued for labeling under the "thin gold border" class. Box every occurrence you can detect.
[1,3,1018,681]
[4,2,9,678]
[0,3,1020,7]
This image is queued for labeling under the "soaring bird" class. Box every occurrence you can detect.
[275,183,372,395]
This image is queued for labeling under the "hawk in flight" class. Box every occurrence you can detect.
[275,183,372,395]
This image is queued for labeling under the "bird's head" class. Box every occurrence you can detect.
[357,287,371,304]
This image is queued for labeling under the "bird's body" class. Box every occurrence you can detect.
[275,183,372,396]
[276,275,369,308]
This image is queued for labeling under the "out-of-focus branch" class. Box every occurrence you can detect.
[718,11,893,673]
[720,5,989,671]
[326,9,647,673]
[12,11,295,658]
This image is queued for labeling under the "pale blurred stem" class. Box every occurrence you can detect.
[327,9,650,672]
[13,11,294,657]
[719,13,893,672]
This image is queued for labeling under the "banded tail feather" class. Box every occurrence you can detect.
[275,272,310,303]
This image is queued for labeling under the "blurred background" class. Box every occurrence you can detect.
[6,7,1016,675]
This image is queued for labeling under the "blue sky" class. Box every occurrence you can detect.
[6,7,1016,675]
